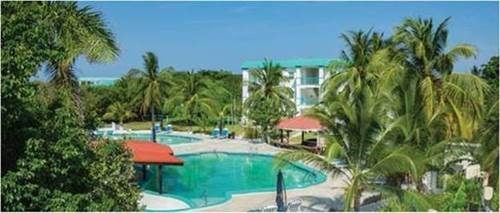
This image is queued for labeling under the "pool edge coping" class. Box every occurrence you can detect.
[142,151,328,212]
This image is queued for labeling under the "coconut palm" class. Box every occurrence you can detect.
[322,30,388,102]
[103,102,136,125]
[370,17,490,195]
[277,31,421,210]
[393,17,488,139]
[476,100,499,188]
[164,71,225,132]
[44,2,118,112]
[278,85,420,211]
[134,52,171,142]
[244,59,295,143]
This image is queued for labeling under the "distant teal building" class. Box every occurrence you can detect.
[79,77,119,86]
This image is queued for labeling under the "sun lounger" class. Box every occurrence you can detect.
[260,205,278,212]
[211,128,220,138]
[163,124,173,133]
[219,128,230,139]
[286,199,302,212]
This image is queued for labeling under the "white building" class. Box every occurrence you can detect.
[242,58,342,114]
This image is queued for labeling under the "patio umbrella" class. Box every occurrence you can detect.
[276,169,287,212]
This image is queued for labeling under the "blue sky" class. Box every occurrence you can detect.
[73,1,498,77]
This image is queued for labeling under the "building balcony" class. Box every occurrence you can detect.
[300,77,320,85]
[300,97,319,106]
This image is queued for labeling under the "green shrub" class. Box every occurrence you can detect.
[242,126,259,139]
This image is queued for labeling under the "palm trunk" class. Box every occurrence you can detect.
[354,191,362,211]
[349,188,362,211]
[219,117,224,136]
[151,105,156,143]
[74,87,84,122]
[261,125,268,143]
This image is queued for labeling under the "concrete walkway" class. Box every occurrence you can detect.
[140,193,190,211]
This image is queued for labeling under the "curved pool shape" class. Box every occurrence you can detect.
[96,132,200,145]
[139,152,326,209]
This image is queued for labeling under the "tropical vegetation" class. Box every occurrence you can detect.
[1,2,139,211]
[277,17,498,211]
[1,1,497,212]
[244,60,295,143]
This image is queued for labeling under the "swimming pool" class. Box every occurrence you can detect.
[139,152,326,210]
[96,131,200,145]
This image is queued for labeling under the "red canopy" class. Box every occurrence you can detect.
[276,116,325,132]
[124,140,183,165]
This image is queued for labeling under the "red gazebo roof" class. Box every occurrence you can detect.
[276,116,325,132]
[124,140,183,165]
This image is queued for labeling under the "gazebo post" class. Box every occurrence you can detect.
[301,131,305,144]
[158,165,163,194]
[280,129,283,144]
[317,131,321,153]
[287,131,290,144]
[142,164,147,180]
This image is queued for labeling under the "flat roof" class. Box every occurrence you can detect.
[123,140,184,165]
[241,58,345,70]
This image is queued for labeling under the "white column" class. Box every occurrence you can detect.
[318,67,325,100]
[318,67,325,85]
[242,70,249,102]
[295,67,302,112]
[241,70,249,124]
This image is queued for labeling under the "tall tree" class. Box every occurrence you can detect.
[472,57,499,193]
[103,102,136,125]
[371,17,490,195]
[1,1,117,172]
[244,59,295,143]
[164,71,225,131]
[278,31,420,210]
[1,92,140,211]
[44,2,119,113]
[134,52,171,142]
[472,56,499,98]
[393,17,488,140]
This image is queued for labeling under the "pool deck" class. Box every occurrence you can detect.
[141,134,379,211]
[140,193,190,210]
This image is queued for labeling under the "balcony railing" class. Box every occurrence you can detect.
[300,97,319,106]
[301,77,319,85]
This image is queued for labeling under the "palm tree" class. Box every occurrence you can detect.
[277,30,422,210]
[278,86,420,211]
[164,71,224,132]
[103,102,136,125]
[475,100,499,189]
[393,17,488,140]
[244,59,295,143]
[372,17,490,194]
[134,52,171,142]
[43,2,119,114]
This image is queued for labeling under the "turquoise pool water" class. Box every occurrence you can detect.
[139,152,326,209]
[96,132,200,145]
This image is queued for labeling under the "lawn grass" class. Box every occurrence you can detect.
[110,121,315,140]
[102,121,152,130]
[109,121,246,136]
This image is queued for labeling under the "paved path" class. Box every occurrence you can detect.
[139,193,190,211]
